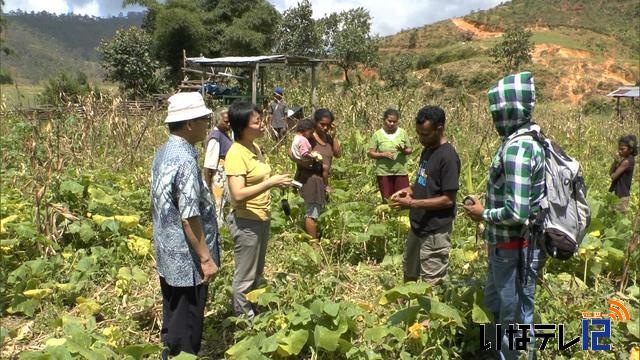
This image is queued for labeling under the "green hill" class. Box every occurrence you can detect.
[379,0,640,103]
[466,0,640,54]
[0,11,144,84]
[2,1,639,103]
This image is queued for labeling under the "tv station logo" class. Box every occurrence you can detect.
[480,299,631,352]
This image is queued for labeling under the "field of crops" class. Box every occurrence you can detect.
[1,82,638,359]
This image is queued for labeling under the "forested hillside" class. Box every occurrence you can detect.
[0,11,144,83]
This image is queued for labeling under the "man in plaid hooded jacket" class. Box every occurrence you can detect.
[464,72,546,360]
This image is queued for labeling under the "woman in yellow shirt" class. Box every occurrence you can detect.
[225,101,292,317]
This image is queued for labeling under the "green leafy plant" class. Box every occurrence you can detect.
[487,27,534,74]
[38,71,97,105]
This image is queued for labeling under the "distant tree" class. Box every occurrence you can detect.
[274,0,322,57]
[320,8,379,84]
[379,53,415,88]
[0,0,13,83]
[219,1,280,56]
[407,30,417,49]
[39,71,94,105]
[460,30,474,42]
[125,0,280,78]
[153,2,206,79]
[0,0,13,56]
[124,0,205,79]
[140,8,158,33]
[0,1,6,49]
[487,28,534,74]
[0,67,12,84]
[123,0,159,33]
[97,27,164,98]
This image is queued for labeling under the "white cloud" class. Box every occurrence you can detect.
[2,0,144,16]
[71,0,100,17]
[3,0,504,36]
[273,0,504,36]
[4,0,69,14]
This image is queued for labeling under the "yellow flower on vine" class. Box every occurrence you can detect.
[408,322,424,339]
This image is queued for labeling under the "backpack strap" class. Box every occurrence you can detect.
[501,130,542,157]
[501,129,547,215]
[498,130,541,174]
[499,129,547,287]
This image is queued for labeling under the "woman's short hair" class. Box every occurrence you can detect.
[229,101,260,140]
[383,108,400,120]
[313,108,334,123]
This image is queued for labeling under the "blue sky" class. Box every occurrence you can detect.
[3,0,503,36]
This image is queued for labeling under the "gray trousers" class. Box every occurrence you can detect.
[403,228,451,284]
[228,213,270,317]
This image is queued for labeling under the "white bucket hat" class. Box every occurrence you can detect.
[165,92,212,123]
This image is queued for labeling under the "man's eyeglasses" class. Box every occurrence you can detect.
[192,116,212,126]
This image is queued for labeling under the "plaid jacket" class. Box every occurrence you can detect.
[482,72,545,244]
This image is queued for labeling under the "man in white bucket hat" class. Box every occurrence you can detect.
[150,92,220,357]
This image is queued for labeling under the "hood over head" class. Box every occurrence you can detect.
[487,72,535,137]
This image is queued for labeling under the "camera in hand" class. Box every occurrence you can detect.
[281,198,291,216]
[291,180,303,190]
[280,187,292,216]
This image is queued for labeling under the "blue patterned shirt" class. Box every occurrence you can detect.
[151,135,220,287]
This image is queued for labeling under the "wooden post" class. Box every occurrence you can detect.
[617,96,621,122]
[311,64,317,112]
[201,70,205,97]
[252,63,258,105]
[260,66,265,106]
[182,49,186,81]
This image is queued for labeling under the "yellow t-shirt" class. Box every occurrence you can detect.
[225,142,272,220]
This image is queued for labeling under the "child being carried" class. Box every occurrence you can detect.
[291,118,323,162]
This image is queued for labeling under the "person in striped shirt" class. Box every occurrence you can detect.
[464,72,546,360]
